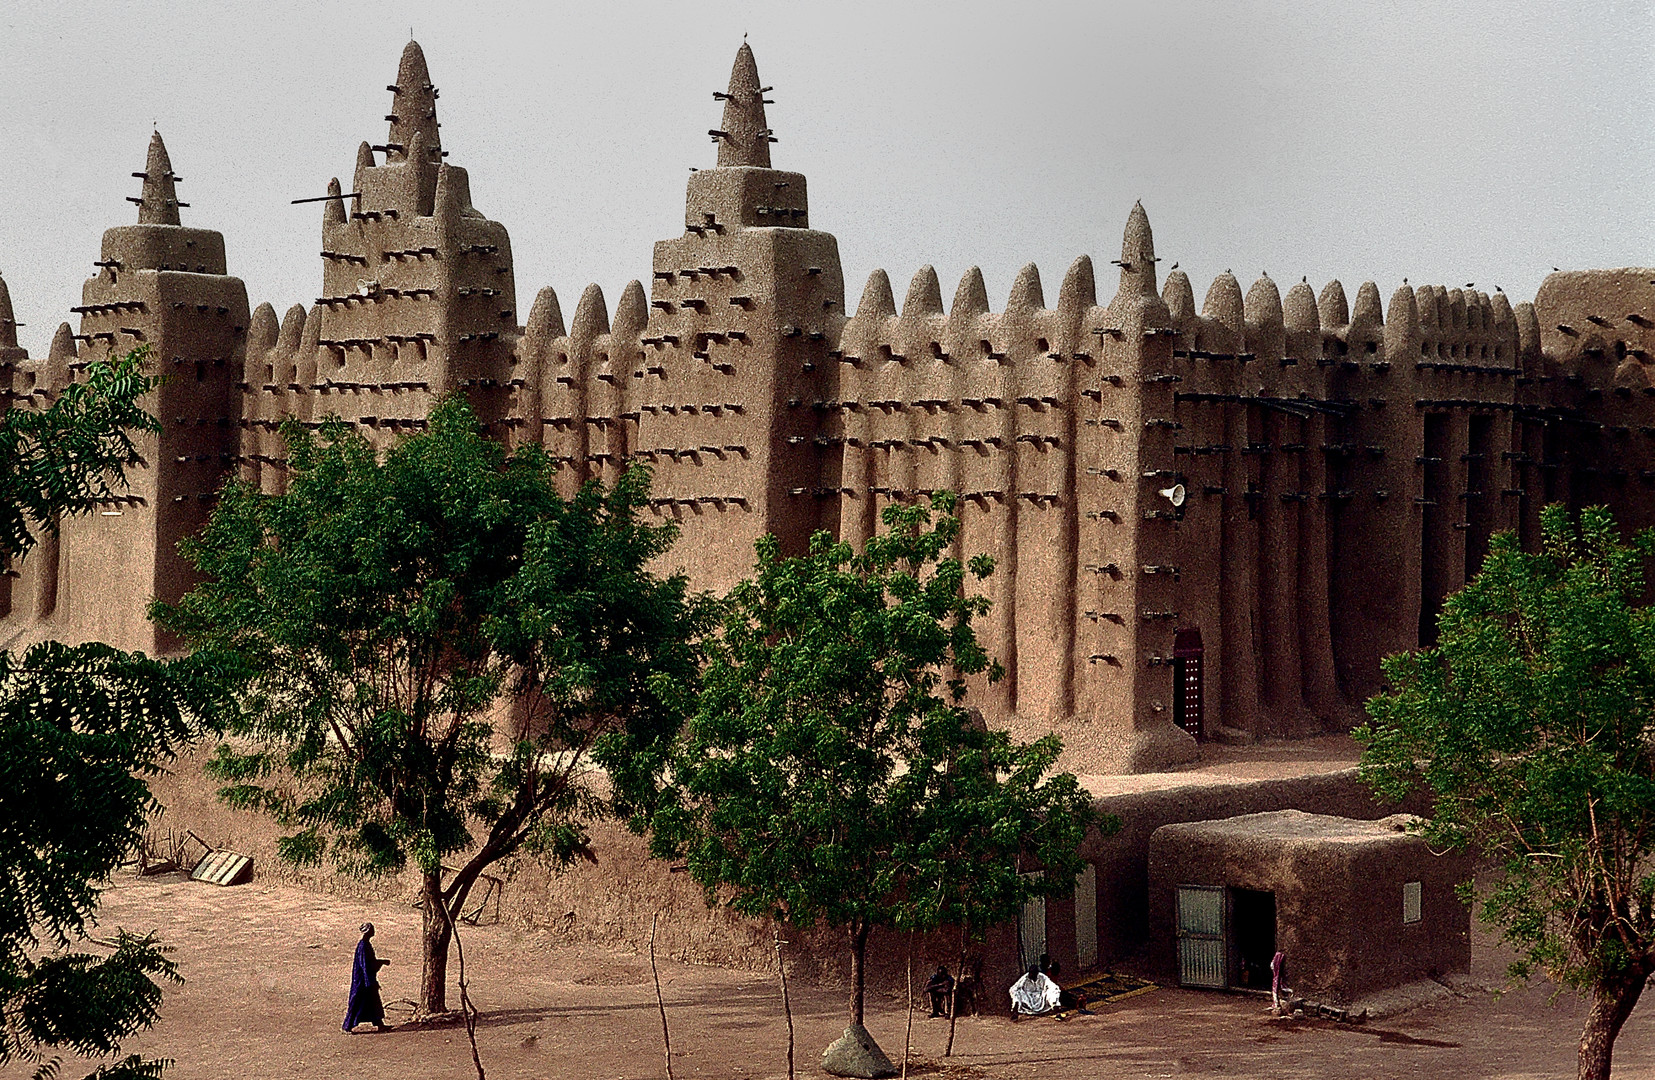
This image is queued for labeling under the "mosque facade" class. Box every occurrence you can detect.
[3,40,1652,773]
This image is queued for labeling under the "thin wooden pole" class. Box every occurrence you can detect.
[649,914,675,1080]
[902,932,915,1080]
[944,926,966,1058]
[774,929,795,1080]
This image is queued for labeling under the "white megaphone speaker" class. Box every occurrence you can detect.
[1159,483,1186,508]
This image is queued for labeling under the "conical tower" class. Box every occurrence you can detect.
[36,130,250,654]
[0,273,25,361]
[643,40,845,590]
[713,42,773,168]
[387,41,442,167]
[130,131,186,226]
[317,40,517,427]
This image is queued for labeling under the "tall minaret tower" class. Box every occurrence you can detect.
[36,132,250,653]
[314,41,519,441]
[641,42,846,591]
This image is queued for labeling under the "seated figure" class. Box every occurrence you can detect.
[1008,964,1062,1019]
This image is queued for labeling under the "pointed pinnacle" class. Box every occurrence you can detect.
[0,274,16,349]
[133,131,183,225]
[715,42,772,168]
[388,40,441,162]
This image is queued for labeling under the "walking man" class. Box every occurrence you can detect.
[343,922,392,1033]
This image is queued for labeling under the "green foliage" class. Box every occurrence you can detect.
[0,351,159,560]
[1358,504,1655,997]
[649,495,1098,1021]
[0,643,222,1078]
[154,395,707,1007]
[1,349,218,1079]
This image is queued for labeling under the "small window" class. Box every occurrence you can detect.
[1403,880,1422,924]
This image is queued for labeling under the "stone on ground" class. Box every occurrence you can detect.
[821,1023,897,1078]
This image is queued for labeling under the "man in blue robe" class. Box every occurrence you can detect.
[343,921,392,1033]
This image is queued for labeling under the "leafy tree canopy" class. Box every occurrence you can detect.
[1,351,227,1080]
[1358,504,1655,1080]
[0,350,158,560]
[648,495,1099,1030]
[155,396,709,1014]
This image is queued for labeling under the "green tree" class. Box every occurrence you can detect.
[0,349,158,559]
[647,495,1097,1050]
[1,351,226,1080]
[154,397,707,1015]
[896,725,1108,1055]
[1357,505,1655,1080]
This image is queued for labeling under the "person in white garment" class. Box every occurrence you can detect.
[1008,964,1062,1019]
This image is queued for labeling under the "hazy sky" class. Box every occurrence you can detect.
[1,1,1651,356]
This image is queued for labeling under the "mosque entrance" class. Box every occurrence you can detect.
[1172,628,1205,739]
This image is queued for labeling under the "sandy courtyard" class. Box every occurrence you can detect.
[17,872,1654,1080]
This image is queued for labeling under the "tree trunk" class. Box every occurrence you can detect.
[944,926,967,1057]
[1578,967,1648,1080]
[420,868,453,1015]
[849,920,870,1027]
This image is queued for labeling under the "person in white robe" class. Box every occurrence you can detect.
[1008,964,1062,1018]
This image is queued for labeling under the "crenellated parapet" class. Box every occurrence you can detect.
[2,36,1649,774]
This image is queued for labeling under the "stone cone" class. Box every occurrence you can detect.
[820,1023,897,1079]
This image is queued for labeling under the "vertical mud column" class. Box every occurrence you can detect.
[1162,270,1226,738]
[1282,281,1343,728]
[1326,282,1387,702]
[1244,275,1312,734]
[835,272,891,547]
[947,269,997,699]
[1007,262,1074,724]
[1077,204,1197,771]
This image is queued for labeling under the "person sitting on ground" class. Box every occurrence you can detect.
[1008,963,1062,1020]
[924,965,955,1018]
[343,921,392,1033]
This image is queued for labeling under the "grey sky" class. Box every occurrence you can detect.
[2,0,1650,356]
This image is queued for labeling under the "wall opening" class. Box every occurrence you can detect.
[1229,887,1277,991]
[1419,412,1451,646]
[1464,414,1494,583]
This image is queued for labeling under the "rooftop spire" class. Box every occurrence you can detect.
[1117,201,1156,296]
[0,274,16,349]
[132,131,184,225]
[713,42,773,168]
[388,40,441,165]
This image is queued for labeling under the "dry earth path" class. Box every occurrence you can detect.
[12,874,1655,1080]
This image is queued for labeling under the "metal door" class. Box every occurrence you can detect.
[1073,864,1098,970]
[1175,885,1225,988]
[1018,871,1046,971]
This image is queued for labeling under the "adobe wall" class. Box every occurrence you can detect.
[2,38,1653,776]
[1079,769,1435,972]
[1145,811,1472,1001]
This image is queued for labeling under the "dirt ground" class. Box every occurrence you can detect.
[22,871,1654,1080]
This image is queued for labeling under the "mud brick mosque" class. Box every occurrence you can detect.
[3,40,1653,775]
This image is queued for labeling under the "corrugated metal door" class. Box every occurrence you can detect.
[1074,864,1098,969]
[1018,871,1046,971]
[1176,885,1225,988]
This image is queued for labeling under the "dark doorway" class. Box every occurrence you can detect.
[1228,888,1276,991]
[1172,628,1204,740]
